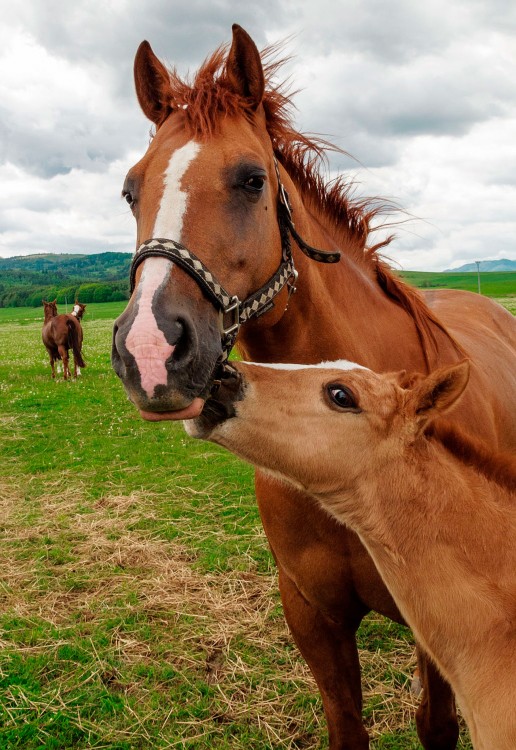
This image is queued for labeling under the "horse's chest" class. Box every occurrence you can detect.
[255,475,401,623]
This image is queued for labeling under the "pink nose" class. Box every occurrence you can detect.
[126,324,175,399]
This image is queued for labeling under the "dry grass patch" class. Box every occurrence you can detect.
[0,476,473,748]
[1,479,317,747]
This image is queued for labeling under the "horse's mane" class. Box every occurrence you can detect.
[427,420,516,494]
[164,42,463,369]
[165,43,388,249]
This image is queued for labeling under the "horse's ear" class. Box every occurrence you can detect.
[53,299,57,304]
[226,24,264,109]
[134,40,173,127]
[410,360,470,428]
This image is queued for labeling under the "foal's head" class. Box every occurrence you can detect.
[186,360,470,495]
[42,299,58,321]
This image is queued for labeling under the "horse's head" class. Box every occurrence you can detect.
[185,360,470,497]
[43,299,58,320]
[112,25,295,420]
[72,301,86,320]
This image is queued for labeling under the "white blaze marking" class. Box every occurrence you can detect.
[243,359,369,371]
[153,140,201,238]
[72,304,81,316]
[126,258,174,397]
[126,140,201,399]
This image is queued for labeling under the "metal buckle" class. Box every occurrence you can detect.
[219,296,240,336]
[287,267,299,297]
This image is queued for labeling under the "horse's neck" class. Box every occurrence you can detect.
[339,445,516,696]
[240,203,449,372]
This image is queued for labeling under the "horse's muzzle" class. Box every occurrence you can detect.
[111,295,223,415]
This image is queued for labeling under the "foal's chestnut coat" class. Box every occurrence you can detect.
[187,360,516,750]
[42,300,86,379]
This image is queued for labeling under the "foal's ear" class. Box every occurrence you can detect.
[134,41,173,127]
[226,24,265,109]
[410,360,470,427]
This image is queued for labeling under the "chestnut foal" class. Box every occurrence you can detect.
[186,360,516,750]
[42,299,86,379]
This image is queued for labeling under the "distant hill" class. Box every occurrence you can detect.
[445,259,516,272]
[0,252,132,307]
[0,252,132,283]
[0,251,514,308]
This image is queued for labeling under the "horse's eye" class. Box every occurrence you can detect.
[123,191,135,209]
[327,384,359,410]
[244,175,265,193]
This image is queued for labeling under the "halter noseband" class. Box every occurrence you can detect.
[129,157,341,366]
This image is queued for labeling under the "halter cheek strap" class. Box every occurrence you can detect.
[129,155,341,364]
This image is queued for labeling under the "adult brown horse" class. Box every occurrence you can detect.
[111,25,516,749]
[42,299,86,379]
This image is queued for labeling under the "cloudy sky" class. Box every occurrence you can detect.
[1,0,515,271]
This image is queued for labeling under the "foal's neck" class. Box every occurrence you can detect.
[337,441,516,719]
[358,442,515,598]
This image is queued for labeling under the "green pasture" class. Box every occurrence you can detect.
[398,270,516,297]
[3,294,513,748]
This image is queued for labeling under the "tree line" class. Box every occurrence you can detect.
[0,252,133,308]
[0,281,130,308]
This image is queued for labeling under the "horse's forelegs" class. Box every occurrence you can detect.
[415,647,459,750]
[50,356,55,378]
[278,568,370,750]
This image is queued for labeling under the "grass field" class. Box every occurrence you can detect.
[398,270,516,298]
[2,292,513,749]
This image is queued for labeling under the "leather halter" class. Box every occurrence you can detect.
[129,157,341,366]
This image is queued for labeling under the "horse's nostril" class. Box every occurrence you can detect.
[166,318,192,368]
[169,319,185,346]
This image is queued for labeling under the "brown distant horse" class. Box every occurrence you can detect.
[42,299,86,379]
[111,25,516,749]
[186,358,516,750]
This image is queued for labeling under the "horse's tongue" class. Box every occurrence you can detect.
[139,397,205,422]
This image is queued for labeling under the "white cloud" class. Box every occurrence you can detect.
[1,0,515,270]
[0,156,139,256]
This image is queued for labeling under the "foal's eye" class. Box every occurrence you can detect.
[327,384,359,410]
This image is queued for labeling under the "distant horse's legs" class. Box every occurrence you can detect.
[58,345,70,380]
[278,568,370,750]
[415,648,459,750]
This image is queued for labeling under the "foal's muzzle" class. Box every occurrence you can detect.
[187,365,245,437]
